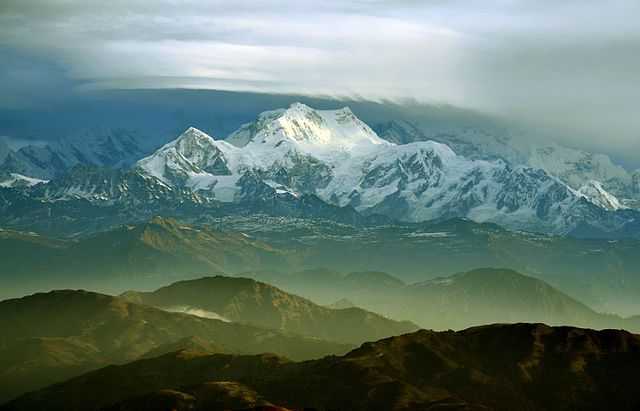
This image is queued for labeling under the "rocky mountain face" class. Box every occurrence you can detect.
[0,289,350,403]
[129,103,638,236]
[5,323,640,411]
[32,165,205,206]
[577,180,625,210]
[374,118,527,164]
[0,163,379,236]
[528,144,632,196]
[135,103,388,202]
[0,145,68,180]
[374,119,638,205]
[1,103,638,238]
[0,129,149,180]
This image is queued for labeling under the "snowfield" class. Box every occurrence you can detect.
[134,103,626,234]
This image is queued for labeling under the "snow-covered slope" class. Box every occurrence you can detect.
[373,119,638,204]
[528,144,631,196]
[0,145,68,179]
[577,180,625,211]
[136,127,242,201]
[134,103,620,234]
[228,103,388,165]
[57,128,149,168]
[138,104,389,202]
[0,129,149,180]
[0,173,48,188]
[31,164,206,207]
[228,103,386,151]
[374,119,527,165]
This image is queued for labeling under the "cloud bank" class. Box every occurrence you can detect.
[1,0,639,160]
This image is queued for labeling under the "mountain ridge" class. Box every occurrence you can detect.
[130,103,640,236]
[0,288,352,403]
[5,323,640,411]
[121,275,418,345]
[241,267,640,331]
[375,119,638,204]
[2,103,640,238]
[4,216,640,315]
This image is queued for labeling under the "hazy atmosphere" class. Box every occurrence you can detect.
[2,2,640,410]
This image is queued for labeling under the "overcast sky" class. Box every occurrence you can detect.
[1,0,639,162]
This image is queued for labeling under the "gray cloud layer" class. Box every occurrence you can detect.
[1,0,639,162]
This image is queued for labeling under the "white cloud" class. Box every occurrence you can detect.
[0,0,639,158]
[0,1,467,102]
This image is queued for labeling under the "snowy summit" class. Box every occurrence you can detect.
[132,103,623,234]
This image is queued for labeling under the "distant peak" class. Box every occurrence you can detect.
[336,106,354,114]
[233,102,387,150]
[285,102,353,116]
[578,180,625,210]
[581,180,611,192]
[288,102,313,111]
[178,127,214,141]
[170,127,221,152]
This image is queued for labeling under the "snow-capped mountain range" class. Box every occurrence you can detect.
[1,103,638,237]
[374,119,640,205]
[129,103,632,234]
[0,128,149,180]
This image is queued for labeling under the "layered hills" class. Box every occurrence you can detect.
[4,216,640,315]
[5,323,640,411]
[121,276,417,345]
[0,217,291,297]
[242,268,640,332]
[0,288,353,402]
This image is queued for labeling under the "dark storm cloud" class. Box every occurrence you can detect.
[0,48,77,108]
[0,0,639,162]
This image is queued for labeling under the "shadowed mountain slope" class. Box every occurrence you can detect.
[5,216,640,315]
[5,323,640,411]
[0,217,292,298]
[121,276,418,345]
[243,268,639,332]
[0,290,350,403]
